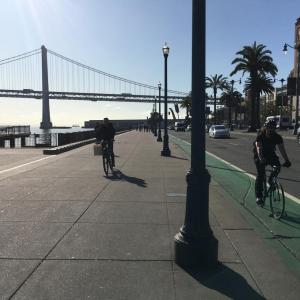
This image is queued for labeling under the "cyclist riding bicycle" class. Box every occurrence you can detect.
[253,119,291,206]
[95,118,116,166]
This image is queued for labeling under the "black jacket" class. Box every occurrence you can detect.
[95,123,115,141]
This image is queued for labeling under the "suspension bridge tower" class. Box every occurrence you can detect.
[40,45,52,129]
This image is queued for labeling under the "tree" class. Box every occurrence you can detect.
[180,93,192,118]
[244,74,274,127]
[205,74,228,124]
[219,83,243,127]
[147,111,161,131]
[230,42,278,131]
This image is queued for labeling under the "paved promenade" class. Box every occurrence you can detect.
[0,130,299,299]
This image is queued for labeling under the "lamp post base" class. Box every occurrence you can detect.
[174,231,218,270]
[174,169,218,269]
[161,148,171,156]
[161,134,171,156]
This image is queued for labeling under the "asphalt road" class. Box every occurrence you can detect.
[171,130,300,200]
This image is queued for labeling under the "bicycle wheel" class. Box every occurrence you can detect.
[102,153,109,176]
[107,153,114,173]
[269,182,285,219]
[261,174,267,206]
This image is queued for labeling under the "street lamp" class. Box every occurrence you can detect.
[174,0,218,269]
[154,96,157,137]
[157,82,162,142]
[161,42,171,156]
[229,79,241,130]
[283,43,300,134]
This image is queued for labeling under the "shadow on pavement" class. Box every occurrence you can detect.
[109,169,147,187]
[170,155,188,161]
[181,263,265,300]
[280,211,300,226]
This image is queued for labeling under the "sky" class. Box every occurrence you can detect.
[0,0,299,127]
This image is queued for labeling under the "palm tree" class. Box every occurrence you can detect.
[230,42,277,131]
[244,74,274,127]
[180,93,192,118]
[206,74,228,124]
[220,84,243,128]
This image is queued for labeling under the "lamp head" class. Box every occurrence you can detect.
[283,43,288,54]
[162,42,170,57]
[158,82,161,89]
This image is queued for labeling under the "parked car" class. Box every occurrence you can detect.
[168,125,175,130]
[174,122,186,132]
[297,127,300,145]
[208,125,230,138]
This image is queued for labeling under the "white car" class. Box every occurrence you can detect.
[209,125,230,138]
[174,122,186,132]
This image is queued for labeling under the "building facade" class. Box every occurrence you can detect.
[290,17,300,123]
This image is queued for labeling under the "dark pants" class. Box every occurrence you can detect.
[254,156,280,198]
[108,140,115,165]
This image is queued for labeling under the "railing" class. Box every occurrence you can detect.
[0,130,95,148]
[57,131,95,146]
[0,125,30,136]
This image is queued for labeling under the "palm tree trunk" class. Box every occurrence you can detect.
[229,106,232,128]
[256,93,261,128]
[214,89,217,124]
[250,88,256,131]
[234,106,238,124]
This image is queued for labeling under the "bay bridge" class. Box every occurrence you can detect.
[0,45,216,129]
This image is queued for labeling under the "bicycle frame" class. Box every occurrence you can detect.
[262,165,285,219]
[263,165,280,197]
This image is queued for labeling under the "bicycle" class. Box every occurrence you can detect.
[262,165,285,220]
[102,140,114,176]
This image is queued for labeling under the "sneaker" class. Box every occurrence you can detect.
[256,197,264,206]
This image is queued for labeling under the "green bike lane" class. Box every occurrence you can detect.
[170,134,300,278]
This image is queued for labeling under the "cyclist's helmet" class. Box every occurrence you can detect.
[264,119,277,129]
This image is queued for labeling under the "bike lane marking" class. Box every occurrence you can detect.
[171,134,300,205]
[0,156,56,174]
[170,134,300,276]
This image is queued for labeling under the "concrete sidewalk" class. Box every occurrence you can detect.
[0,130,299,299]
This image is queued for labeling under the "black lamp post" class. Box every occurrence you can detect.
[161,43,171,156]
[157,82,162,142]
[230,79,241,130]
[174,0,218,269]
[154,96,158,136]
[283,43,300,134]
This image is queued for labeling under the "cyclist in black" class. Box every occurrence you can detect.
[253,119,291,206]
[95,118,116,166]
